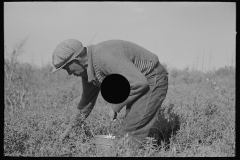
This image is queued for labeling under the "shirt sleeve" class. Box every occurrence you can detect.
[98,51,149,113]
[77,77,100,118]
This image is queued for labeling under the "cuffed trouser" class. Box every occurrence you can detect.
[117,62,168,146]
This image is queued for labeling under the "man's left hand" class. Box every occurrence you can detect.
[109,109,117,121]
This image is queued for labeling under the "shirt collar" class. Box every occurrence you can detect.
[86,45,96,83]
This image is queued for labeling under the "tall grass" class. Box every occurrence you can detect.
[4,54,235,157]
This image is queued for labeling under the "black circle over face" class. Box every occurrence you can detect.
[101,74,130,104]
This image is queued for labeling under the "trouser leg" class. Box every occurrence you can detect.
[117,65,168,145]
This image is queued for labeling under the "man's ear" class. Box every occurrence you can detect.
[73,59,81,65]
[77,47,87,58]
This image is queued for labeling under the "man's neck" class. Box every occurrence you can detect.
[77,49,88,69]
[81,56,88,69]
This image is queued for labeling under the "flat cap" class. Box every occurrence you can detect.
[52,39,84,73]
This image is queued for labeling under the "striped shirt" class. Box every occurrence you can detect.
[133,58,155,75]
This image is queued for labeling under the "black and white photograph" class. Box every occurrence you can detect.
[4,2,235,157]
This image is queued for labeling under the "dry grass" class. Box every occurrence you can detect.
[4,62,235,157]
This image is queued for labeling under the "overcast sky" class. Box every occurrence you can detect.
[4,2,236,71]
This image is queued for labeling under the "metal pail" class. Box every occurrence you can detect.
[94,135,117,154]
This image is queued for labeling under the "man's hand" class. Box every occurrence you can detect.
[59,112,84,142]
[109,109,117,121]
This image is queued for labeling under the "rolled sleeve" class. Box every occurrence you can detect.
[78,77,100,118]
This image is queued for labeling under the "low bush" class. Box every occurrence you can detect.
[4,60,235,157]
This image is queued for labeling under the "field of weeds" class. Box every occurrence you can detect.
[4,58,235,157]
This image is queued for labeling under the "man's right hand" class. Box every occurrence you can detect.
[59,123,73,142]
[59,112,84,142]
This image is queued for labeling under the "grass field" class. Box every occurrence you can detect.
[4,61,235,157]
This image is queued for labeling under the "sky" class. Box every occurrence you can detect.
[4,2,236,71]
